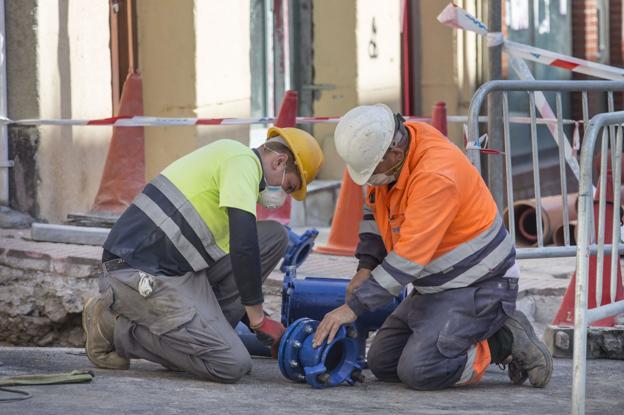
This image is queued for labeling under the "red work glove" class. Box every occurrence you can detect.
[251,316,286,358]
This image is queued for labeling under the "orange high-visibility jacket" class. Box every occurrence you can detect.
[347,122,516,315]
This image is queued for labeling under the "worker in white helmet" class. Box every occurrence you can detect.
[313,104,552,390]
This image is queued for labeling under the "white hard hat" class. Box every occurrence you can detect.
[334,104,395,185]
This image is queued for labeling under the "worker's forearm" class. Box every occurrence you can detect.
[347,265,397,316]
[355,233,387,270]
[227,207,264,305]
[245,304,265,327]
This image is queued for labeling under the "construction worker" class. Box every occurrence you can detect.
[83,128,323,383]
[313,104,553,390]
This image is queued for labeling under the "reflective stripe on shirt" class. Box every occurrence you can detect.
[359,204,382,236]
[133,192,211,271]
[373,218,514,296]
[151,175,226,261]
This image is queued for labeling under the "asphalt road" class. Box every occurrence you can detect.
[0,347,622,415]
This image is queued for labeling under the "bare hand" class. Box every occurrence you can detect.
[312,304,357,348]
[346,268,371,300]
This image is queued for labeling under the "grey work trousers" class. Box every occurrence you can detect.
[367,275,518,390]
[98,220,288,383]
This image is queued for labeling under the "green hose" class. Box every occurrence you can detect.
[0,370,94,402]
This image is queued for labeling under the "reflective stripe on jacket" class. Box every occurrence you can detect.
[347,122,515,315]
[104,174,227,275]
[104,140,263,276]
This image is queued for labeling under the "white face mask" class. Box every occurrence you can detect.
[259,168,287,209]
[367,172,396,186]
[367,158,403,187]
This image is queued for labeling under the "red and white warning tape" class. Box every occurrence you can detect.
[436,2,623,179]
[438,3,624,80]
[505,40,624,81]
[0,114,584,128]
[507,54,583,180]
[0,115,430,127]
[0,115,335,127]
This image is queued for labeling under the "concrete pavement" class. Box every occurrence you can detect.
[0,347,622,415]
[0,227,622,413]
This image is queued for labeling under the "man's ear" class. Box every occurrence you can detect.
[274,153,288,168]
[389,147,404,163]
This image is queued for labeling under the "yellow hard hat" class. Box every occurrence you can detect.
[267,127,324,201]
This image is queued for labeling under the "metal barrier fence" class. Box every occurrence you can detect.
[467,80,624,260]
[573,111,624,414]
[468,80,624,414]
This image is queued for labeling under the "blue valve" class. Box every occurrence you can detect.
[278,317,365,388]
[281,272,405,361]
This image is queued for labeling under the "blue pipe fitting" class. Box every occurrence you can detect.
[281,273,405,361]
[278,317,364,388]
[280,226,319,272]
[235,322,271,357]
[236,227,318,357]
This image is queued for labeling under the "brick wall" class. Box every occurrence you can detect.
[571,0,600,125]
[610,0,624,67]
[573,0,600,62]
[570,1,624,128]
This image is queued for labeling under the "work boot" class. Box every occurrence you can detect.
[82,295,130,370]
[507,359,528,385]
[503,310,553,388]
[488,326,527,384]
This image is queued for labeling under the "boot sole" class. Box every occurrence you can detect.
[511,311,553,388]
[508,360,529,385]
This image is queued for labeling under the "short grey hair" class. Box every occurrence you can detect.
[389,115,409,150]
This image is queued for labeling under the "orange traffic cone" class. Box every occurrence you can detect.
[551,163,624,327]
[274,90,298,128]
[314,169,364,256]
[90,72,145,214]
[257,90,298,224]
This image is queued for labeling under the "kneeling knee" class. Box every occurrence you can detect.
[198,353,252,384]
[368,351,400,382]
[218,354,252,384]
[397,363,457,391]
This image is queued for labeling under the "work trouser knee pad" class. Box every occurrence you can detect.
[397,362,459,391]
[197,352,252,384]
[367,349,400,382]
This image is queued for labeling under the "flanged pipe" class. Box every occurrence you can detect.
[281,272,405,361]
[237,226,319,357]
[280,226,319,272]
[278,317,365,388]
[235,322,271,357]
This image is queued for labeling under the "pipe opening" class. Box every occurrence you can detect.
[324,341,345,372]
[295,244,312,267]
[518,209,539,242]
[553,224,577,246]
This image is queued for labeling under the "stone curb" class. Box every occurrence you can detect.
[0,245,101,278]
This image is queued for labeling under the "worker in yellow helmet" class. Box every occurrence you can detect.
[83,127,323,383]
